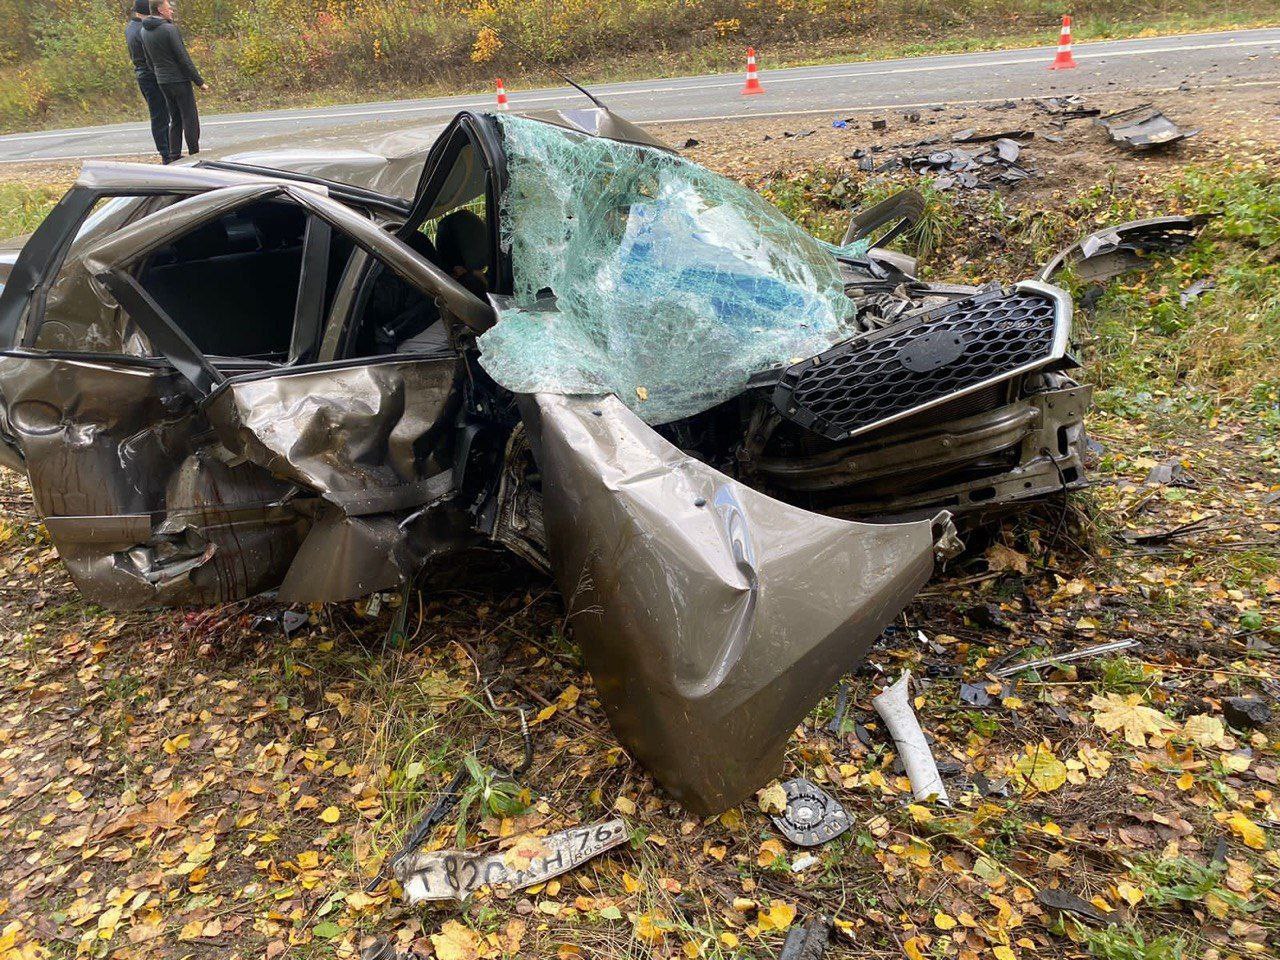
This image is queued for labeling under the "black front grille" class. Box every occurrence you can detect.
[773,286,1062,441]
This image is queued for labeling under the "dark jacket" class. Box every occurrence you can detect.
[139,16,204,86]
[125,19,152,79]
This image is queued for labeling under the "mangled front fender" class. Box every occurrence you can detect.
[523,394,951,814]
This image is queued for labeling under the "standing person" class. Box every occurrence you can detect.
[140,0,209,161]
[125,0,170,163]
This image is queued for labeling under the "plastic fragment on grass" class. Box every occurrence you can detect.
[872,671,950,804]
[478,113,868,424]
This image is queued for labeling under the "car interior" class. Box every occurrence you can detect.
[131,178,493,365]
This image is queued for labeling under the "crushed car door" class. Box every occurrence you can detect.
[0,168,322,608]
[73,181,495,604]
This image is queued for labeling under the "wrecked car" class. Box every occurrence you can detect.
[0,107,1089,813]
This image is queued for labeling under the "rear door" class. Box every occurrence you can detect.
[0,170,491,607]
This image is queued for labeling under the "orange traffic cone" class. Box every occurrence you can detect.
[495,78,510,110]
[741,47,764,95]
[1048,16,1078,70]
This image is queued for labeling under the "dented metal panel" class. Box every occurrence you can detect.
[203,358,464,601]
[0,352,305,606]
[522,393,946,814]
[205,358,460,511]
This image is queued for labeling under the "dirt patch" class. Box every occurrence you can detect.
[653,80,1280,205]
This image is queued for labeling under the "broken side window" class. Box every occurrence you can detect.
[477,114,868,425]
[35,195,150,353]
[131,198,356,363]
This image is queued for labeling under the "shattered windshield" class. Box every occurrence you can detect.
[477,114,867,424]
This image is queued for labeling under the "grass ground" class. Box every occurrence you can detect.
[0,87,1278,959]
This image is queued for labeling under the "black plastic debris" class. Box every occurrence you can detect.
[1037,888,1109,924]
[1223,696,1273,729]
[964,602,1008,630]
[871,118,888,130]
[867,135,1038,190]
[953,129,1034,144]
[681,137,700,149]
[779,915,833,960]
[1097,103,1200,149]
[771,778,853,847]
[826,680,852,733]
[959,681,994,708]
[1034,95,1101,119]
[251,608,309,636]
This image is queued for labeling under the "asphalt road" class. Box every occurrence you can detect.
[0,27,1277,163]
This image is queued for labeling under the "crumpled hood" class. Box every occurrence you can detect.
[141,15,165,30]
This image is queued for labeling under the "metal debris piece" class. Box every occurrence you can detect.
[1223,696,1273,729]
[779,914,833,960]
[872,672,949,804]
[972,772,1012,798]
[990,638,1141,679]
[1096,103,1199,149]
[395,819,629,904]
[770,778,853,847]
[1179,278,1215,305]
[1145,458,1192,487]
[1037,215,1208,282]
[1034,95,1100,118]
[526,394,947,814]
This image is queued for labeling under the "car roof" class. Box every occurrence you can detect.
[197,108,673,203]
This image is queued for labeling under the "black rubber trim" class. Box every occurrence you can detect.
[0,188,99,348]
[289,216,332,365]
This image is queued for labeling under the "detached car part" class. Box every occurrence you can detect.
[1038,214,1209,283]
[1096,103,1199,150]
[396,818,628,903]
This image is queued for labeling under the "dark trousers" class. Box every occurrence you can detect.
[136,72,171,163]
[160,81,200,160]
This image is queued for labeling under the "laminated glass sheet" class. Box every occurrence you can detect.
[478,114,867,424]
